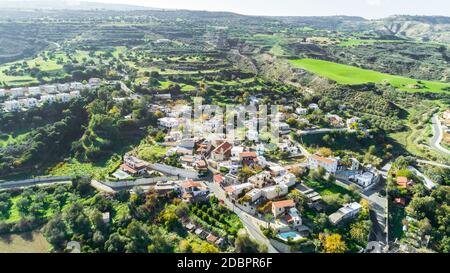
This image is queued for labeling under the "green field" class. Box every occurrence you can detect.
[338,39,403,47]
[289,58,450,93]
[0,232,49,253]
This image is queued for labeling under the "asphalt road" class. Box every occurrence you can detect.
[430,114,450,156]
[206,180,279,253]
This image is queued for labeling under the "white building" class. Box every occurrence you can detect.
[28,86,41,96]
[10,87,24,98]
[57,83,70,93]
[40,95,56,104]
[4,100,21,111]
[18,98,38,108]
[56,93,71,102]
[158,117,179,129]
[70,90,81,98]
[246,129,259,141]
[262,184,288,200]
[274,173,296,187]
[0,89,5,97]
[225,182,253,199]
[231,146,244,160]
[308,103,320,110]
[271,199,295,217]
[279,122,291,135]
[42,85,57,94]
[287,207,302,227]
[295,107,308,115]
[88,78,101,87]
[269,165,286,177]
[308,154,338,174]
[245,189,262,202]
[329,202,362,225]
[248,171,271,188]
[70,82,84,91]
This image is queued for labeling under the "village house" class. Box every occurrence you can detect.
[194,159,208,172]
[224,173,238,185]
[274,173,297,187]
[327,114,344,127]
[56,93,71,103]
[196,139,213,156]
[279,122,291,135]
[295,107,308,115]
[10,87,24,98]
[210,141,232,161]
[70,90,81,98]
[158,117,179,129]
[261,183,288,200]
[57,83,70,93]
[329,202,362,225]
[42,85,57,94]
[246,129,259,141]
[18,98,38,108]
[308,103,320,110]
[224,182,253,199]
[28,86,41,96]
[102,212,111,224]
[180,180,209,203]
[4,100,21,111]
[396,176,414,189]
[120,154,148,176]
[231,146,244,161]
[248,171,272,188]
[272,199,295,217]
[239,151,258,166]
[245,188,262,202]
[349,169,380,188]
[213,174,225,186]
[88,78,102,87]
[269,165,286,177]
[70,82,84,91]
[308,154,338,174]
[40,94,56,104]
[0,89,5,97]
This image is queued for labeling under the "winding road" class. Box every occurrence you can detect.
[206,180,279,253]
[430,113,450,156]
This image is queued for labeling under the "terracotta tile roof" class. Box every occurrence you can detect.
[311,154,335,165]
[239,151,257,158]
[120,163,137,174]
[181,180,202,189]
[213,141,232,154]
[396,176,408,183]
[272,199,295,209]
[224,186,235,193]
[206,233,218,243]
[214,174,224,184]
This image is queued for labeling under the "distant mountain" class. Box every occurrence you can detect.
[374,15,450,42]
[0,0,156,11]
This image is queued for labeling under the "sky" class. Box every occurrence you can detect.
[83,0,450,19]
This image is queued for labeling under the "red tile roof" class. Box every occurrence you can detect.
[311,154,335,165]
[214,174,224,184]
[239,151,257,158]
[272,199,295,209]
[206,233,218,243]
[213,141,232,154]
[181,180,202,189]
[120,163,137,174]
